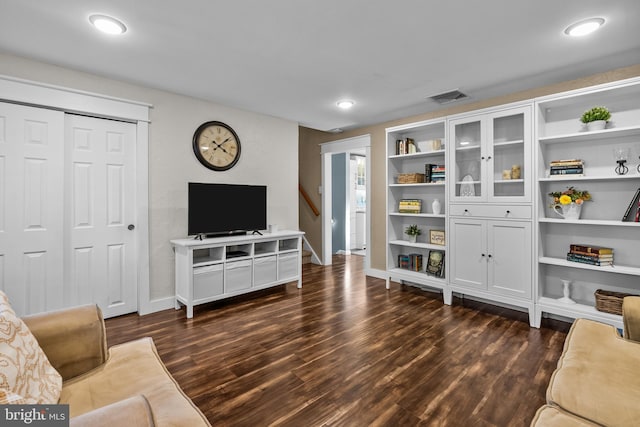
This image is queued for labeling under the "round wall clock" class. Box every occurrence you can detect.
[192,121,241,171]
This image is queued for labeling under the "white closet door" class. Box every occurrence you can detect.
[65,114,137,318]
[0,103,64,316]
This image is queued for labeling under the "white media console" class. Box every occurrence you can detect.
[171,230,305,318]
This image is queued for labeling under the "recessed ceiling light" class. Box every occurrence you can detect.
[564,18,605,37]
[336,100,355,110]
[89,14,127,35]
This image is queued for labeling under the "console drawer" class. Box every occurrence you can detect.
[449,204,531,219]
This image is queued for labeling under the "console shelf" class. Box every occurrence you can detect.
[171,230,304,318]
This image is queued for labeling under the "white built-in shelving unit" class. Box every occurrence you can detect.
[533,77,640,329]
[447,103,535,325]
[385,119,450,303]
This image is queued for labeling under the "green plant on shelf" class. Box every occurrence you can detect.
[580,106,611,123]
[404,224,421,236]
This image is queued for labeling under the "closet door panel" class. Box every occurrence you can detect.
[0,102,64,316]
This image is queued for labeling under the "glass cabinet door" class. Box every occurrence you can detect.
[449,105,531,203]
[450,117,484,201]
[487,107,531,202]
[490,112,524,198]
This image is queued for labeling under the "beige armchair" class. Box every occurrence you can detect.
[24,305,210,427]
[531,296,640,426]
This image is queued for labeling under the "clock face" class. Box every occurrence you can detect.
[192,121,241,171]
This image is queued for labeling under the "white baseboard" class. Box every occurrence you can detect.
[138,296,175,316]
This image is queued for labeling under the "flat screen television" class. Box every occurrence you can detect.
[188,183,267,237]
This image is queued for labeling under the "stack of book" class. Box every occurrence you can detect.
[549,159,584,177]
[398,199,422,214]
[395,138,416,155]
[566,244,613,266]
[425,164,446,183]
[398,253,423,271]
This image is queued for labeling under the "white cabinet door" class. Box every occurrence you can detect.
[0,102,65,316]
[66,114,137,318]
[487,220,532,299]
[449,218,486,290]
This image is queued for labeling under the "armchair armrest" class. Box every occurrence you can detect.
[623,296,640,342]
[70,395,155,427]
[22,304,108,380]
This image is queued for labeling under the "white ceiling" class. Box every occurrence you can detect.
[1,1,639,131]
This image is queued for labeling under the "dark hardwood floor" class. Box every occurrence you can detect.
[106,255,569,426]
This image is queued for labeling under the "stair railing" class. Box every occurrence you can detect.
[299,184,320,217]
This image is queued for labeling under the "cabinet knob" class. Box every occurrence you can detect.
[481,253,486,257]
[488,254,493,258]
[487,156,492,160]
[481,156,485,160]
[464,209,469,213]
[506,210,511,214]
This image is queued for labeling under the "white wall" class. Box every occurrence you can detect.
[0,52,299,306]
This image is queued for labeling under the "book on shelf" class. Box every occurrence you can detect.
[622,188,640,221]
[426,250,445,277]
[625,187,640,222]
[549,159,584,166]
[566,253,613,266]
[549,159,584,177]
[395,138,416,155]
[424,163,445,183]
[398,253,423,271]
[398,199,422,214]
[569,244,613,255]
[569,249,613,260]
[550,168,584,175]
[549,164,585,170]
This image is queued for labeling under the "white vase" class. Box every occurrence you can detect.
[553,202,582,220]
[432,198,441,215]
[586,120,606,131]
[408,234,417,243]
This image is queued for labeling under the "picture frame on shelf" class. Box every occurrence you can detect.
[426,250,445,277]
[429,230,445,246]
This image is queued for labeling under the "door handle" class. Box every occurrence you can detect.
[128,224,135,230]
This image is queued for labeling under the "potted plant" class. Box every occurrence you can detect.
[549,187,592,220]
[580,106,611,131]
[405,224,421,243]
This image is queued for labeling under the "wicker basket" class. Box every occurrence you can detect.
[594,289,635,315]
[397,173,425,184]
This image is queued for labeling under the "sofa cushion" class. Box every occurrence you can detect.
[0,291,62,404]
[531,405,599,426]
[547,318,640,427]
[60,337,210,426]
[70,395,156,427]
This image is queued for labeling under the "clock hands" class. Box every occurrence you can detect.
[210,137,232,154]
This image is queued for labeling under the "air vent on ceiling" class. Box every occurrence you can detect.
[428,89,468,104]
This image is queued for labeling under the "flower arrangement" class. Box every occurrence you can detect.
[549,187,592,206]
[405,224,421,236]
[580,106,611,123]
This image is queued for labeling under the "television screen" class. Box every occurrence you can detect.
[188,183,267,236]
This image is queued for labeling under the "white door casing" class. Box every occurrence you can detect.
[0,102,65,316]
[65,114,137,317]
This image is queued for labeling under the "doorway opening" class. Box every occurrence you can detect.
[320,135,371,271]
